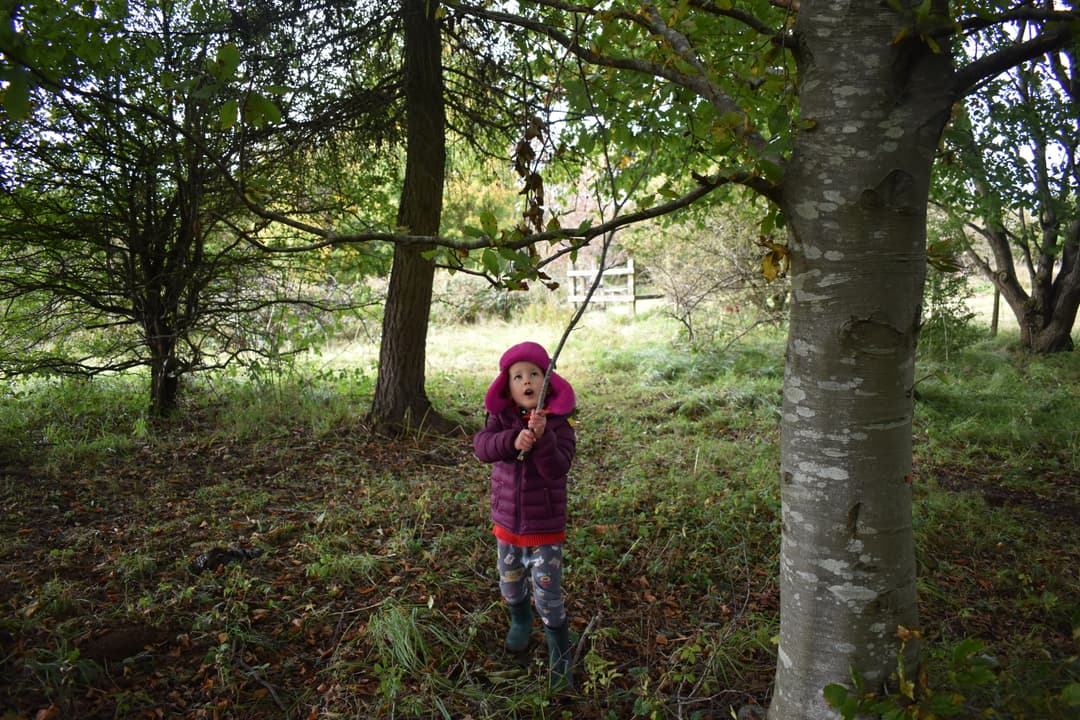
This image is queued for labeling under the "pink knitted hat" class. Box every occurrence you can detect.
[484,341,575,415]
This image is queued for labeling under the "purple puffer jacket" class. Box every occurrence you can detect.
[473,407,576,536]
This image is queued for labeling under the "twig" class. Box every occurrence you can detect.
[571,611,602,669]
[234,645,288,713]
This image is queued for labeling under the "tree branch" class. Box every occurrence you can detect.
[951,18,1077,99]
[234,168,766,256]
[444,0,769,153]
[689,0,786,37]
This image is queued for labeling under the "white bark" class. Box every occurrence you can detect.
[768,4,952,717]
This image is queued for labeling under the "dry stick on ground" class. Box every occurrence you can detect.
[234,641,288,713]
[572,610,603,669]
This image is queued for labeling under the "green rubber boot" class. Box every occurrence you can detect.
[545,623,574,691]
[505,600,533,652]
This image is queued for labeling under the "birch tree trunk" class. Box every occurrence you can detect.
[769,5,952,717]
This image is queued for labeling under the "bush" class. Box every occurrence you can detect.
[430,272,528,324]
[919,265,985,362]
[623,205,788,345]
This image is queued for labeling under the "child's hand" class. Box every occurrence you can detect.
[527,409,547,440]
[514,429,536,453]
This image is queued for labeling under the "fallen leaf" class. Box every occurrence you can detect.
[35,705,60,720]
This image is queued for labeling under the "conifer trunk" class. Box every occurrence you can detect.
[369,0,455,433]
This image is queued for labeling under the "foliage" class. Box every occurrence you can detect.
[825,635,1080,720]
[433,272,533,324]
[915,222,984,362]
[433,162,544,322]
[917,249,984,363]
[508,1,795,197]
[0,0,373,414]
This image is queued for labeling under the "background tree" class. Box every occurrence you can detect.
[448,2,1080,718]
[224,0,562,433]
[0,0,367,415]
[936,39,1078,353]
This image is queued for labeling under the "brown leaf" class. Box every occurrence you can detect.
[35,705,60,720]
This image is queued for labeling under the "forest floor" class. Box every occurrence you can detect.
[1,314,1078,720]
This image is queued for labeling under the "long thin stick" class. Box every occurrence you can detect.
[518,46,658,458]
[538,227,615,407]
[516,230,613,460]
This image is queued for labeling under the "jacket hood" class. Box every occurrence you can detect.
[484,341,575,415]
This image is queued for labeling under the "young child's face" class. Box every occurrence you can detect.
[507,360,544,410]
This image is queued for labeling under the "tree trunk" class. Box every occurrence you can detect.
[149,347,180,417]
[954,96,1079,354]
[1027,312,1077,352]
[991,288,1000,337]
[988,278,1078,353]
[768,6,951,718]
[369,0,458,434]
[981,220,1079,352]
[1025,215,1079,352]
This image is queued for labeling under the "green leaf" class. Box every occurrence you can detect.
[259,94,282,124]
[242,93,282,128]
[498,247,529,265]
[215,43,242,80]
[927,692,965,716]
[758,159,784,184]
[760,212,776,235]
[823,684,850,709]
[479,210,498,238]
[481,248,501,276]
[956,666,996,686]
[220,99,239,130]
[658,184,680,199]
[1061,682,1080,707]
[951,638,985,665]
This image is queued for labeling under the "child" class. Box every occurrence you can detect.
[473,341,577,690]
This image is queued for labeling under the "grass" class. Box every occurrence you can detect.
[0,312,1077,719]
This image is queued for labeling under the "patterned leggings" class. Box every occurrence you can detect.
[496,541,566,628]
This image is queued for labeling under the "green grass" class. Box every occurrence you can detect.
[0,315,1077,719]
